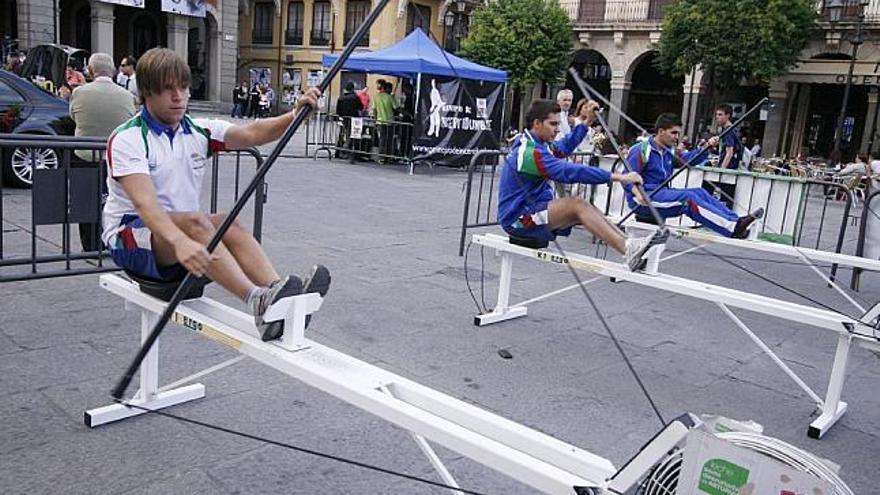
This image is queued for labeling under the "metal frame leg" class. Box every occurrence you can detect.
[380,386,462,494]
[718,303,825,407]
[808,333,852,439]
[474,252,527,326]
[84,310,206,428]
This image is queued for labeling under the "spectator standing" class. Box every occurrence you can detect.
[232,81,248,118]
[66,62,86,89]
[335,82,363,162]
[249,83,261,119]
[356,86,370,115]
[555,89,574,138]
[372,80,399,163]
[115,56,139,104]
[714,104,743,169]
[69,52,137,251]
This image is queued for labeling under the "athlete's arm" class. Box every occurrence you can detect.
[116,174,216,277]
[224,87,321,149]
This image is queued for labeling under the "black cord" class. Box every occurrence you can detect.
[464,240,488,314]
[406,9,666,426]
[683,239,853,317]
[118,401,490,495]
[573,76,874,315]
[550,238,667,426]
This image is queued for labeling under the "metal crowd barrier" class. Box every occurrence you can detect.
[304,112,417,173]
[0,133,266,282]
[458,150,862,275]
[851,189,880,290]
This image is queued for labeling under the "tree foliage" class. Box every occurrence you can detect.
[459,0,573,90]
[657,0,817,88]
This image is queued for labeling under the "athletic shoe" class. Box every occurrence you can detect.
[302,265,332,328]
[624,229,669,272]
[732,207,765,239]
[255,276,303,341]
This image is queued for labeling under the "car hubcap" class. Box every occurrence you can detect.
[10,147,59,185]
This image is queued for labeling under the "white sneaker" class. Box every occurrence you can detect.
[623,229,669,272]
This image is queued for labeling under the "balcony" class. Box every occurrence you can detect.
[817,0,880,22]
[578,0,675,24]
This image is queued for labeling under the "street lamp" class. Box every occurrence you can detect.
[829,0,870,161]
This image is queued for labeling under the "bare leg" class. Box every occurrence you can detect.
[208,214,280,287]
[548,197,627,254]
[151,212,255,300]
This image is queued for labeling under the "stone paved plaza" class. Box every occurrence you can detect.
[1,128,879,494]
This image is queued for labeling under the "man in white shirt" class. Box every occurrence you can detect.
[116,56,139,104]
[103,48,326,341]
[555,89,574,138]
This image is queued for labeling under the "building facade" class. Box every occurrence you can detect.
[570,0,880,160]
[236,0,479,107]
[3,0,239,111]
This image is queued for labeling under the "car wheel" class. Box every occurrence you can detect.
[4,145,60,188]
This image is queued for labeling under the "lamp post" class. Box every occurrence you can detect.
[828,0,869,161]
[444,0,468,53]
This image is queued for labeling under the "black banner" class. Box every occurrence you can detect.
[412,76,505,167]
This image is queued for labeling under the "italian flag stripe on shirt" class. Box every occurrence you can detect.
[516,134,548,179]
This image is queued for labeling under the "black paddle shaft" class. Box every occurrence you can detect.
[111,0,393,400]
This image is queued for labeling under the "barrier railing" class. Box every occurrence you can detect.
[458,151,862,271]
[304,112,418,173]
[851,189,880,290]
[0,134,266,282]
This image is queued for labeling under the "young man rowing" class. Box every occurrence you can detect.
[624,113,763,239]
[102,48,328,341]
[498,99,667,271]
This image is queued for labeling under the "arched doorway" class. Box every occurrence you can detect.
[114,0,167,62]
[804,53,866,159]
[59,0,92,50]
[188,12,219,101]
[1,0,18,47]
[567,49,611,106]
[626,51,683,138]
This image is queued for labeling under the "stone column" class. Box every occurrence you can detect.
[761,79,789,158]
[90,0,115,56]
[608,77,631,137]
[208,30,222,102]
[787,84,811,158]
[166,14,189,61]
[681,68,704,139]
[861,87,880,154]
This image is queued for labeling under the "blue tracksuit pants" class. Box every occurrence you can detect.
[630,187,740,237]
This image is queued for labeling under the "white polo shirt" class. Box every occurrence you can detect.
[102,109,233,246]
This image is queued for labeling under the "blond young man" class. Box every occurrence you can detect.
[103,48,327,341]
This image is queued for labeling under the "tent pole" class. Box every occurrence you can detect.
[414,72,422,164]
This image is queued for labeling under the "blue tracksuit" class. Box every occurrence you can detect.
[498,124,611,241]
[625,137,740,237]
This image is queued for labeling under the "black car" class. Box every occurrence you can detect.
[0,68,74,187]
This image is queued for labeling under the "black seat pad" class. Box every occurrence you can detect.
[124,269,212,302]
[635,213,659,225]
[508,235,549,249]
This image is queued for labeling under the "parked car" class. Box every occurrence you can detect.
[0,68,74,187]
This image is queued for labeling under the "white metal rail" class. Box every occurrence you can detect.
[471,233,880,438]
[87,274,617,494]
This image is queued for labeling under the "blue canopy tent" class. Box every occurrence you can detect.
[321,30,507,169]
[321,29,507,82]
